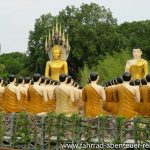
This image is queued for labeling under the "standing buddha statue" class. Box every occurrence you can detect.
[44,21,70,81]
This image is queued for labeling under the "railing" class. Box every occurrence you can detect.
[0,112,149,150]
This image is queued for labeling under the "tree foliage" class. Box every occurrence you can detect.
[27,13,54,74]
[79,49,150,86]
[79,49,130,86]
[27,3,128,78]
[0,52,28,79]
[58,3,128,75]
[96,49,131,83]
[1,3,150,81]
[117,21,150,59]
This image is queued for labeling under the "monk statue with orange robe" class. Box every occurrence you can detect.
[0,77,4,111]
[138,74,150,116]
[54,74,77,116]
[112,76,123,115]
[117,72,140,119]
[134,79,141,112]
[4,74,20,113]
[103,80,113,113]
[24,77,31,110]
[138,78,147,116]
[125,47,148,80]
[107,80,117,115]
[40,76,57,113]
[28,73,48,114]
[82,72,108,117]
[45,21,70,80]
[17,77,27,112]
[66,76,79,114]
[45,79,57,112]
[73,82,83,112]
[24,77,31,89]
[39,76,47,112]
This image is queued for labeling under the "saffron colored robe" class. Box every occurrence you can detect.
[117,85,139,119]
[82,84,108,117]
[4,87,19,113]
[111,86,119,115]
[138,85,150,116]
[28,85,43,114]
[42,99,56,113]
[0,92,4,111]
[18,92,27,112]
[55,87,78,115]
[103,87,113,113]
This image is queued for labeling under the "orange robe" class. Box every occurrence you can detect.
[103,87,113,113]
[0,92,4,111]
[4,87,19,113]
[138,85,150,116]
[70,88,79,114]
[112,86,119,115]
[55,87,78,115]
[42,99,56,113]
[76,89,84,110]
[42,86,56,113]
[82,84,108,117]
[117,85,139,119]
[18,92,27,112]
[25,90,30,112]
[28,85,43,114]
[129,59,148,80]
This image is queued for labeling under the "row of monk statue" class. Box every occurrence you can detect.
[104,73,150,118]
[0,74,82,115]
[0,72,150,119]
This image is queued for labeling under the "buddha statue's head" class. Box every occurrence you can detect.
[52,45,62,60]
[133,48,142,59]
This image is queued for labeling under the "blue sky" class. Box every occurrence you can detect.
[0,0,150,53]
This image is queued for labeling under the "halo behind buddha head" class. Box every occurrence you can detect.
[45,20,71,61]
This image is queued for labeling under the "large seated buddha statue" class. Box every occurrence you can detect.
[44,21,70,80]
[125,47,148,79]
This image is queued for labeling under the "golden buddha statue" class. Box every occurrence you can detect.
[125,48,148,79]
[45,45,68,80]
[44,21,70,80]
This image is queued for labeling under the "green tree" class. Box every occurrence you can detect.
[79,64,92,86]
[27,13,54,74]
[96,49,131,82]
[0,52,29,78]
[79,49,131,85]
[58,3,128,74]
[117,21,150,60]
[27,3,128,79]
[80,49,150,85]
[27,3,150,81]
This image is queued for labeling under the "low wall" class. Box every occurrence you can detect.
[0,112,149,150]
